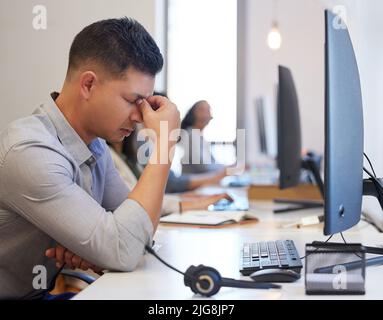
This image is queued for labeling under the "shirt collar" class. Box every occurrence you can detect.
[43,92,98,166]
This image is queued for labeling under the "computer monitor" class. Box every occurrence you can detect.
[320,10,383,269]
[324,10,383,233]
[275,66,324,212]
[255,97,268,155]
[277,66,302,189]
[324,10,364,235]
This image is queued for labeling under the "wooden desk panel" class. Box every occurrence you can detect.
[248,184,322,201]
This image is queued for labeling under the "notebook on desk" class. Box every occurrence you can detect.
[159,210,258,226]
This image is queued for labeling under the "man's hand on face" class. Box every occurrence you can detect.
[138,95,180,140]
[45,245,104,275]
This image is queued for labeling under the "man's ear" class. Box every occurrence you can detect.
[79,71,97,100]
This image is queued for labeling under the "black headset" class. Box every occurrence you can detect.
[145,245,280,297]
[184,264,280,296]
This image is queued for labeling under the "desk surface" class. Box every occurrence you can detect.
[74,189,383,300]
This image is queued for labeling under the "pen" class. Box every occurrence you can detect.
[282,214,324,229]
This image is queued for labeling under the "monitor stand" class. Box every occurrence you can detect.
[273,152,324,213]
[273,198,323,213]
[314,178,383,269]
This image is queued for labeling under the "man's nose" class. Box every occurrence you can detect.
[131,105,143,123]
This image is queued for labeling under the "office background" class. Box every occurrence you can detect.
[0,0,382,224]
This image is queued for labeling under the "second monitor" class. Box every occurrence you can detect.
[276,65,324,212]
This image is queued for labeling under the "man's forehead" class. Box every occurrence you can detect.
[118,70,154,97]
[115,80,153,98]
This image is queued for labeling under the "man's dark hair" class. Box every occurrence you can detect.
[67,17,163,78]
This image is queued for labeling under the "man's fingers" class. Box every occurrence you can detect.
[45,248,56,258]
[71,255,83,269]
[79,260,92,271]
[55,245,66,267]
[64,250,75,268]
[92,266,104,275]
[146,95,168,109]
[139,99,159,117]
[46,245,97,272]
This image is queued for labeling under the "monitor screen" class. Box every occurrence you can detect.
[255,97,268,155]
[324,9,364,235]
[277,65,302,189]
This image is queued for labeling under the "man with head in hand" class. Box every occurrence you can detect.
[0,18,180,299]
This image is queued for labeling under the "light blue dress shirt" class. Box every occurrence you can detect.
[0,93,153,299]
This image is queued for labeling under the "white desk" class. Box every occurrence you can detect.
[74,190,383,300]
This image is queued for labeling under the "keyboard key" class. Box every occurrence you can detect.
[261,260,272,267]
[280,260,289,267]
[269,260,280,267]
[243,246,250,258]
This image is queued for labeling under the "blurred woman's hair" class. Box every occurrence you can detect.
[180,100,205,130]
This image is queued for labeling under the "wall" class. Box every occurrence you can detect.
[240,0,326,164]
[0,0,156,130]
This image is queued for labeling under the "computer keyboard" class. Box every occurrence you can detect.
[240,240,303,276]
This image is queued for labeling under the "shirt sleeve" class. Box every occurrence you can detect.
[101,145,130,211]
[0,141,153,272]
[107,146,138,191]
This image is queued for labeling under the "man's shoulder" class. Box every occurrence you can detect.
[0,112,59,160]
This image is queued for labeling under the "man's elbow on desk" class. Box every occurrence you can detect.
[69,202,153,273]
[101,199,154,272]
[86,235,148,273]
[108,235,150,272]
[106,249,144,272]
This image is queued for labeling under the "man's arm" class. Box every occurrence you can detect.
[127,96,180,230]
[0,142,152,272]
[101,142,131,211]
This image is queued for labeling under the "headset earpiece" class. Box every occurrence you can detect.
[184,265,222,297]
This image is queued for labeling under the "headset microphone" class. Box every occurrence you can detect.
[145,245,281,297]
